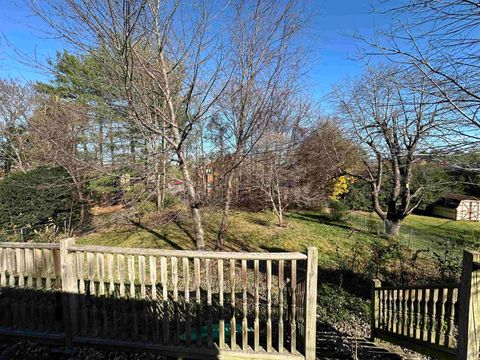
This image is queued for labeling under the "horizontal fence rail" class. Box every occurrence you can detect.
[0,240,318,360]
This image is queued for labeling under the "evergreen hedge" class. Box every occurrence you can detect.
[0,166,79,230]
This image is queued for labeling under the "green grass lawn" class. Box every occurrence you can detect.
[78,208,480,271]
[348,211,480,255]
[76,208,480,341]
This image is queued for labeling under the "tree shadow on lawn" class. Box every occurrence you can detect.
[129,219,186,250]
[288,212,361,233]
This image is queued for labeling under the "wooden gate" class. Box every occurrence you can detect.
[0,240,318,360]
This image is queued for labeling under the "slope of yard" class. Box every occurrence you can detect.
[348,211,480,255]
[78,208,480,271]
[80,209,374,268]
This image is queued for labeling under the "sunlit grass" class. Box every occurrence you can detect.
[78,208,480,270]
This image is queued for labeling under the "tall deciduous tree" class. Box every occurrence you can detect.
[28,96,91,224]
[364,0,480,145]
[0,79,34,173]
[214,0,305,248]
[335,67,447,235]
[29,0,232,249]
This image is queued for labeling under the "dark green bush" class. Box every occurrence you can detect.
[328,199,349,221]
[87,174,119,204]
[317,283,370,333]
[0,167,80,230]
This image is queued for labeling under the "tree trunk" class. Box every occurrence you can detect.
[385,218,402,236]
[276,209,284,227]
[98,118,104,166]
[155,160,162,213]
[72,180,87,226]
[109,124,115,166]
[177,148,205,250]
[217,173,233,250]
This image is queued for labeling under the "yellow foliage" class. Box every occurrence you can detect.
[330,175,352,201]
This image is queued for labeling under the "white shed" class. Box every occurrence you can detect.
[431,194,480,221]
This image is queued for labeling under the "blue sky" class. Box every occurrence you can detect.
[0,0,389,100]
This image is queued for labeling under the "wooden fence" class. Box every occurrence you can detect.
[371,250,480,360]
[0,239,318,360]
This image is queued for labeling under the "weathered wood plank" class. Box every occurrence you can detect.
[183,257,191,346]
[87,252,96,295]
[0,248,7,286]
[107,253,115,295]
[149,256,159,343]
[59,238,77,347]
[77,252,85,294]
[290,259,297,353]
[457,251,480,360]
[241,259,248,351]
[118,254,127,339]
[106,253,117,338]
[428,288,438,344]
[194,257,201,347]
[0,242,60,250]
[278,260,285,352]
[127,255,137,341]
[138,255,146,299]
[266,259,272,353]
[230,258,236,351]
[138,255,147,342]
[68,245,307,260]
[218,259,225,350]
[161,256,169,344]
[33,248,42,289]
[171,256,179,345]
[305,247,318,360]
[445,287,457,348]
[97,253,106,296]
[253,259,260,352]
[16,248,25,288]
[206,258,213,349]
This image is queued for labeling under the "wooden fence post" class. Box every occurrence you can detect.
[304,247,318,360]
[371,279,381,341]
[457,250,480,360]
[60,237,78,348]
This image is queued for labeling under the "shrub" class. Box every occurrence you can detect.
[87,174,120,204]
[328,199,349,221]
[0,167,80,231]
[317,283,370,335]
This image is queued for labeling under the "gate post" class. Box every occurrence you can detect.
[305,247,318,360]
[371,279,381,341]
[60,237,78,347]
[457,250,480,360]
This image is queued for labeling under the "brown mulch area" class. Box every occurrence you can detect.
[0,341,167,360]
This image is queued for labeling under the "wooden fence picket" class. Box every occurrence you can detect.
[0,240,317,360]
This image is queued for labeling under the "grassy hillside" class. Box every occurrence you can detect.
[348,211,480,254]
[78,208,480,274]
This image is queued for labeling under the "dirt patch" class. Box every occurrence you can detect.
[90,204,124,216]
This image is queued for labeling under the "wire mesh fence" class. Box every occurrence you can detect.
[346,212,479,254]
[0,219,72,242]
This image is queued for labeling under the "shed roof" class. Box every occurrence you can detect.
[442,193,479,202]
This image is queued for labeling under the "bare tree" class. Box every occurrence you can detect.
[249,100,311,226]
[28,0,232,249]
[334,67,446,235]
[213,0,305,248]
[363,0,480,144]
[0,79,34,173]
[28,96,92,224]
